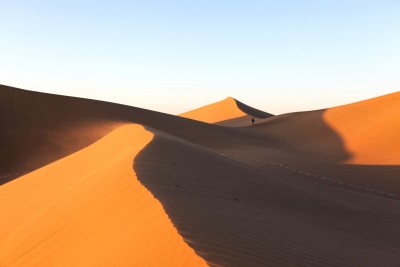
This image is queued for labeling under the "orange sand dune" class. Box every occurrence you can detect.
[221,91,400,194]
[253,91,400,165]
[0,85,261,181]
[135,127,400,266]
[324,91,400,165]
[1,84,400,266]
[180,97,273,126]
[0,124,206,266]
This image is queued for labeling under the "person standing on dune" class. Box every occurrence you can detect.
[252,118,255,125]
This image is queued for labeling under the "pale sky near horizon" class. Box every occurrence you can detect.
[1,0,399,115]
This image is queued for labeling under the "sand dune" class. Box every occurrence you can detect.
[1,84,400,266]
[180,97,273,126]
[136,127,400,266]
[251,91,400,165]
[232,91,400,194]
[324,91,400,165]
[0,124,206,266]
[0,85,261,182]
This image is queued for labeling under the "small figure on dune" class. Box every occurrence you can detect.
[252,118,255,125]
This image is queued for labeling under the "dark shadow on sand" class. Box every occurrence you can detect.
[133,108,400,266]
[2,84,400,265]
[134,123,400,266]
[0,84,267,184]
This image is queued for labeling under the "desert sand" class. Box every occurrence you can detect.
[181,97,273,127]
[1,84,400,266]
[324,92,400,165]
[0,124,206,266]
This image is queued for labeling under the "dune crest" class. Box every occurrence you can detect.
[0,124,207,267]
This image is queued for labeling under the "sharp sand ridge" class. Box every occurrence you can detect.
[0,124,207,267]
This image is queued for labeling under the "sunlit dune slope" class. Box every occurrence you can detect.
[180,97,273,126]
[1,84,400,266]
[0,124,206,267]
[255,91,400,165]
[324,91,400,165]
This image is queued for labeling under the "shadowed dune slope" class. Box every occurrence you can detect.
[135,128,400,266]
[180,97,273,126]
[1,85,400,266]
[225,91,400,194]
[0,85,268,182]
[254,91,400,165]
[0,124,207,267]
[252,110,352,162]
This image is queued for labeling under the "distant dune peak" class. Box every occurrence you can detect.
[180,96,274,126]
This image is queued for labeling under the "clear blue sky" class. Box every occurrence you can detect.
[1,0,399,114]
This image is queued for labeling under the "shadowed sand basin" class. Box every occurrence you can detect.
[1,84,400,266]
